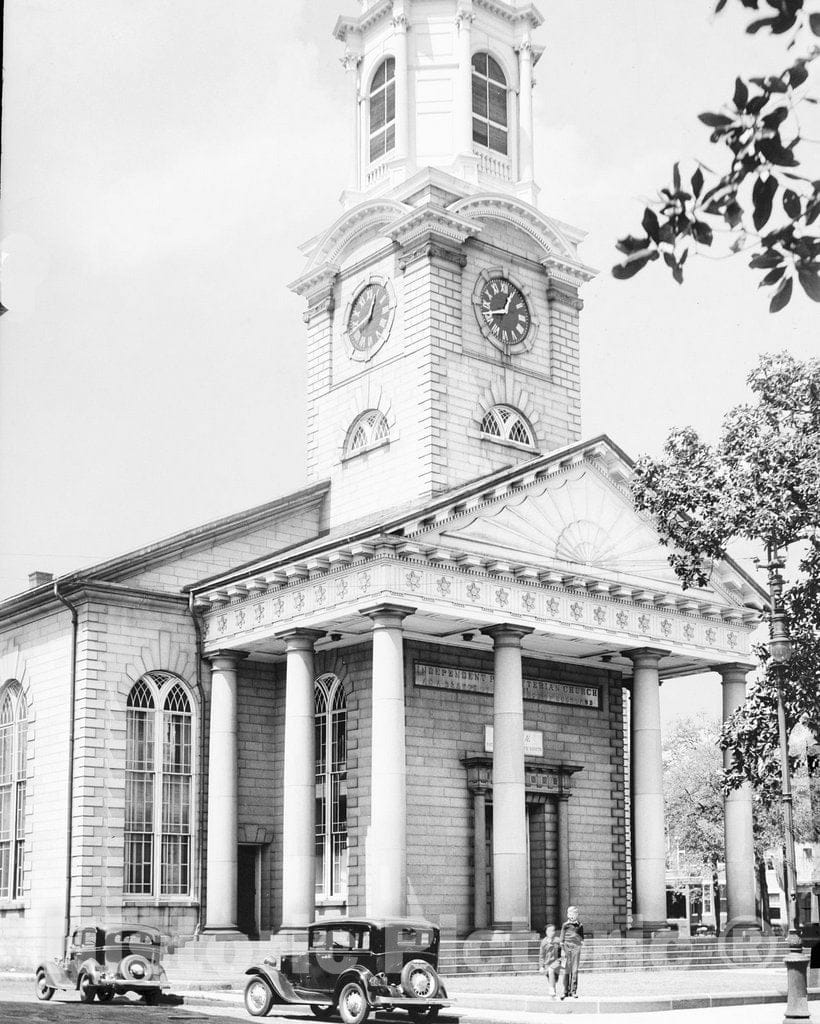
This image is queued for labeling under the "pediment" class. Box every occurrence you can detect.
[414,462,743,606]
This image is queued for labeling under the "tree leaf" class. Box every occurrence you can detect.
[733,77,750,110]
[782,188,801,220]
[788,62,808,89]
[747,16,776,33]
[691,167,705,197]
[759,265,786,287]
[797,268,820,302]
[749,250,782,269]
[725,200,744,228]
[699,112,734,128]
[612,252,657,279]
[758,137,798,167]
[769,275,793,312]
[692,221,714,245]
[753,175,778,230]
[810,12,820,36]
[673,162,681,192]
[642,207,661,244]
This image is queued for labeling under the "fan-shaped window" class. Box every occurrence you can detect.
[472,53,508,154]
[345,410,390,457]
[125,673,193,897]
[0,684,26,900]
[369,58,396,163]
[480,406,535,448]
[314,674,347,899]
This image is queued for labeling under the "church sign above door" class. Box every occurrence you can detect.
[413,662,600,709]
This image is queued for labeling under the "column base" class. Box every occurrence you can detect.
[466,927,540,942]
[201,927,245,940]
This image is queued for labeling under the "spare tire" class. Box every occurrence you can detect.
[119,953,154,982]
[400,959,439,1000]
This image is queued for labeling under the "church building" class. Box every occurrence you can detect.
[0,0,766,966]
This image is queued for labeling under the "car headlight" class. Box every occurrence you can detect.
[263,954,280,970]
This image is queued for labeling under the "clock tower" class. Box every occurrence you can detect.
[290,0,595,529]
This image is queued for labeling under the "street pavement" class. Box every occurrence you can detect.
[1,970,816,1023]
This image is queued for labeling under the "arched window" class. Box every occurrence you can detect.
[125,673,193,897]
[471,52,508,154]
[0,683,26,900]
[314,674,347,899]
[369,58,396,163]
[345,410,390,457]
[480,405,535,448]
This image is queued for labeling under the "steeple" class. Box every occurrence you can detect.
[334,0,544,207]
[290,1,595,530]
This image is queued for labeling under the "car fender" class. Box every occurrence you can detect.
[77,957,103,988]
[245,965,297,1004]
[37,961,72,990]
[333,965,379,1004]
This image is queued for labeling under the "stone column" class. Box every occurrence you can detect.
[204,650,246,932]
[456,4,474,156]
[279,629,325,930]
[473,789,489,930]
[556,794,571,921]
[393,12,410,162]
[482,623,534,932]
[517,35,534,182]
[717,663,758,928]
[626,648,669,931]
[361,603,415,917]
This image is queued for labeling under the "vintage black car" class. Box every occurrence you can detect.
[244,917,449,1022]
[34,923,168,1004]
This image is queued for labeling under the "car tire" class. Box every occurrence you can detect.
[310,1005,336,1019]
[97,988,115,1003]
[120,953,154,982]
[400,960,439,1000]
[244,976,274,1017]
[35,969,55,1001]
[337,980,369,1024]
[78,974,95,1003]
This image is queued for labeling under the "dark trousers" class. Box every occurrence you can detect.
[562,944,582,996]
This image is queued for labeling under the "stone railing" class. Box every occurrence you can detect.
[474,144,512,182]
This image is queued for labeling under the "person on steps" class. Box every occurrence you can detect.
[559,905,585,1000]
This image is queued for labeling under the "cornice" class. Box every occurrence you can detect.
[386,206,483,249]
[452,194,580,262]
[333,0,393,42]
[542,252,598,287]
[474,0,544,29]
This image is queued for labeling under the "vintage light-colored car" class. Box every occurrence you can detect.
[244,917,450,1022]
[34,923,168,1004]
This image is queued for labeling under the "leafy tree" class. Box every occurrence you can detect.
[632,351,820,805]
[613,0,820,311]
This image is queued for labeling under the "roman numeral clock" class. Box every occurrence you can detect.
[472,267,540,355]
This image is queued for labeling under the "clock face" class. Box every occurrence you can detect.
[347,282,392,353]
[477,277,531,347]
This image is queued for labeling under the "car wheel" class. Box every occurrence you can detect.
[35,969,55,1001]
[244,976,274,1017]
[310,1005,336,1019]
[400,960,439,1000]
[120,953,154,982]
[337,980,369,1024]
[97,988,115,1003]
[78,974,95,1003]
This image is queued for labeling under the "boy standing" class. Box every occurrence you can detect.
[559,905,585,999]
[538,924,562,998]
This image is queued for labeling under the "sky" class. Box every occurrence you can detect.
[1,0,817,725]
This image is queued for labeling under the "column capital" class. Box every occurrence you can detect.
[481,623,535,647]
[713,662,755,681]
[205,650,249,668]
[359,602,416,628]
[276,628,327,652]
[623,647,670,667]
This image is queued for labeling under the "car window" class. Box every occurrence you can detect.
[396,927,432,949]
[311,928,369,951]
[81,928,98,948]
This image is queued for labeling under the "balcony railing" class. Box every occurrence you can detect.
[474,144,512,182]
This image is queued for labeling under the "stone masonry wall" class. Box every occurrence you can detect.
[0,611,74,966]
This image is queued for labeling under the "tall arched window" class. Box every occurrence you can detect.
[314,674,347,899]
[345,410,390,457]
[471,52,508,154]
[125,673,193,897]
[0,683,26,900]
[369,58,396,162]
[480,405,535,448]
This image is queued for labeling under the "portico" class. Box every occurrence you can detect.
[191,439,764,936]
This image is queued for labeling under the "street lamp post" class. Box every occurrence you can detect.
[761,545,811,1024]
